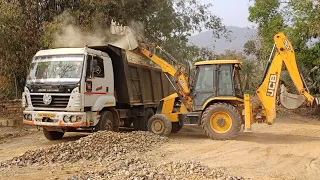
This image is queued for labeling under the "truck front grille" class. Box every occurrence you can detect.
[30,95,70,108]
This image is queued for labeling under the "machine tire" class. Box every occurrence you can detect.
[43,128,64,140]
[95,111,118,132]
[147,114,172,136]
[201,102,241,140]
[139,108,154,131]
[171,122,183,133]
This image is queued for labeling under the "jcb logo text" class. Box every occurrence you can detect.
[267,74,277,97]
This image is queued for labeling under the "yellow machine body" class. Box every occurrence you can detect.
[110,22,314,139]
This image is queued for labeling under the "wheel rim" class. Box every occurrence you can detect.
[105,119,113,131]
[210,112,232,133]
[151,120,164,133]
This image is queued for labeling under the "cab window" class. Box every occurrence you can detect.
[194,65,214,92]
[218,65,233,96]
[93,56,104,78]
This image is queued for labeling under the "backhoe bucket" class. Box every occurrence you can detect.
[280,84,306,109]
[109,20,138,50]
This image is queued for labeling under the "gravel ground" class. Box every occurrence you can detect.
[0,126,36,143]
[0,131,169,167]
[70,159,244,180]
[0,130,245,179]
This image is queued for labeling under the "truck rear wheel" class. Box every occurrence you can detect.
[133,108,154,131]
[171,122,183,133]
[95,111,118,132]
[201,103,241,140]
[147,114,172,136]
[43,128,64,140]
[140,108,154,131]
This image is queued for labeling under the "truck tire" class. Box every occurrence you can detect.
[133,108,154,131]
[201,103,241,140]
[147,114,172,136]
[95,111,118,132]
[139,108,154,131]
[171,122,183,133]
[133,118,140,131]
[43,128,64,140]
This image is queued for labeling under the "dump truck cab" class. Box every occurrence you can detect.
[191,60,243,111]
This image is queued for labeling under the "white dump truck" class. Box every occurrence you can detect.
[22,45,173,140]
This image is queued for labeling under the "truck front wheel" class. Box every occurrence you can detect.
[43,128,64,140]
[201,103,241,140]
[95,111,118,132]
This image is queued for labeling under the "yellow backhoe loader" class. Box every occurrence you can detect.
[110,22,314,140]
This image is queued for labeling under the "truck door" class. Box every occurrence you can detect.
[84,54,114,107]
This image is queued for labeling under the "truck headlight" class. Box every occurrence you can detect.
[70,115,77,123]
[63,115,70,122]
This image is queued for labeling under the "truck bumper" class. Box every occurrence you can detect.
[23,110,87,128]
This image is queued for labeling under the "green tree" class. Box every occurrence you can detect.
[248,0,284,64]
[0,2,41,98]
[248,0,320,94]
[0,0,227,99]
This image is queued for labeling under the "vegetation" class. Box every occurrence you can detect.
[0,0,226,99]
[0,0,319,98]
[248,0,320,93]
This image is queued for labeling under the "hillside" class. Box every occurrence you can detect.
[188,26,257,53]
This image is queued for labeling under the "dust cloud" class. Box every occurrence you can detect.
[52,15,145,49]
[51,14,149,65]
[52,25,110,47]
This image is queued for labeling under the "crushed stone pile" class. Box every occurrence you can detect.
[70,159,244,180]
[0,131,168,168]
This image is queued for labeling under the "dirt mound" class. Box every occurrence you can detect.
[277,107,320,118]
[0,131,168,167]
[70,160,244,180]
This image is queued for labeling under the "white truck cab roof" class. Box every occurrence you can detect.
[34,48,86,57]
[34,47,110,58]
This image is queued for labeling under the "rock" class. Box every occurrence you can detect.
[0,131,169,168]
[0,131,245,180]
[67,159,246,180]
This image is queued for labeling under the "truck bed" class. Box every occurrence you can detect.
[89,45,173,107]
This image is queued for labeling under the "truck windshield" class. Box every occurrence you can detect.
[27,55,84,84]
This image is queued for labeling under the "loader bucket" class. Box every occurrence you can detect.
[280,84,306,109]
[109,20,138,50]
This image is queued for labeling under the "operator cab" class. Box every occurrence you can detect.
[191,60,243,111]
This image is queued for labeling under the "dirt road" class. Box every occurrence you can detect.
[1,111,320,179]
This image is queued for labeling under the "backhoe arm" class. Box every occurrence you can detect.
[108,21,193,111]
[256,32,314,124]
[131,42,193,111]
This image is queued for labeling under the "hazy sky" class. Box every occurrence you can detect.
[200,0,255,28]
